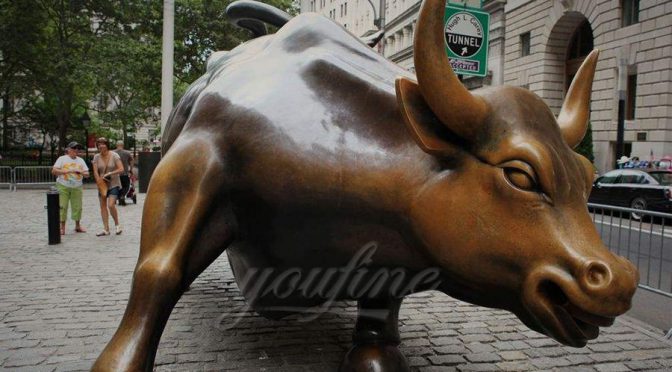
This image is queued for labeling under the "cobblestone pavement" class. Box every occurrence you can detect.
[1,188,671,372]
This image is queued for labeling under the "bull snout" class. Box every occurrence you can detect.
[522,251,638,347]
[578,257,639,310]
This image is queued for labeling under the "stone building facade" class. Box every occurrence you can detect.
[300,0,672,173]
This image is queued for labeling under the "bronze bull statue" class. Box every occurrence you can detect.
[93,0,638,370]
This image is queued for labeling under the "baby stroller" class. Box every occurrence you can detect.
[126,173,138,204]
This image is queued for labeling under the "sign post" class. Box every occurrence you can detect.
[443,3,490,77]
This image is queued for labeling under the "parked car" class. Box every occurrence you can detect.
[589,169,672,220]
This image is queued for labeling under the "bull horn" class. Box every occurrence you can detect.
[414,0,489,140]
[558,49,599,148]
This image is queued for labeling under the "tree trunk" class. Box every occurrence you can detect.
[56,85,74,151]
[2,90,10,151]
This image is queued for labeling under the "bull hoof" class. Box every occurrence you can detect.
[339,343,409,372]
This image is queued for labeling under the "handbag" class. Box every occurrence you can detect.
[96,156,110,196]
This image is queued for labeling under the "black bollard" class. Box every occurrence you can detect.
[47,187,61,245]
[138,151,161,193]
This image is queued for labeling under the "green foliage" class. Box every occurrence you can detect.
[1,0,103,149]
[575,121,595,163]
[171,0,296,84]
[2,0,296,150]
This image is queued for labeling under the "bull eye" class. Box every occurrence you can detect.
[504,167,537,191]
[499,160,541,194]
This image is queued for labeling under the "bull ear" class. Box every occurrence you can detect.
[396,77,461,156]
[558,49,599,148]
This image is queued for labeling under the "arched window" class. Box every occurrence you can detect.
[565,20,594,91]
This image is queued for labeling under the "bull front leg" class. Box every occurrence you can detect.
[92,137,234,372]
[339,297,409,372]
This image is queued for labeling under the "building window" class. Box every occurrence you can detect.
[626,73,637,120]
[567,21,593,60]
[344,2,347,16]
[622,0,639,27]
[520,32,531,57]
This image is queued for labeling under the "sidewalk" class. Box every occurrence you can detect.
[0,189,671,371]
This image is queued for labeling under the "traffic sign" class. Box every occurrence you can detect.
[443,3,490,77]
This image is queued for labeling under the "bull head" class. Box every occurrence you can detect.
[396,0,638,347]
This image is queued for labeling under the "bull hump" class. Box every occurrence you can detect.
[263,14,400,74]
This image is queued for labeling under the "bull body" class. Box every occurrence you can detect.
[165,14,442,310]
[94,2,638,371]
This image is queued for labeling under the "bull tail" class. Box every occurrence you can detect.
[226,0,292,38]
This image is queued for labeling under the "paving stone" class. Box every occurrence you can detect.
[428,329,458,337]
[530,356,573,369]
[498,350,526,360]
[589,342,624,352]
[494,332,526,341]
[433,345,468,355]
[11,365,57,372]
[430,336,460,346]
[456,363,500,371]
[407,356,430,367]
[552,367,596,372]
[565,354,594,365]
[524,337,561,347]
[4,354,47,367]
[419,366,458,372]
[464,342,495,354]
[464,352,501,363]
[458,334,496,343]
[428,354,466,366]
[490,341,529,351]
[1,189,672,371]
[594,362,631,372]
[496,360,535,371]
[625,360,665,370]
[0,339,40,349]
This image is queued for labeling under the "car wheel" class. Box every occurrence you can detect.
[630,197,647,221]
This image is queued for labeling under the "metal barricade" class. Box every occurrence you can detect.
[588,203,672,298]
[0,166,13,190]
[13,166,55,190]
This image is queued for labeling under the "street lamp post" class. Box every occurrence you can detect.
[616,57,628,168]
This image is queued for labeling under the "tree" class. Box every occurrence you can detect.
[0,0,48,150]
[1,0,297,150]
[170,0,296,86]
[575,122,594,163]
[92,29,161,143]
[0,0,112,151]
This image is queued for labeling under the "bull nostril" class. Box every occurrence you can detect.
[585,261,612,289]
[538,280,569,306]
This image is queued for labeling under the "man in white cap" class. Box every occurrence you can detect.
[52,142,89,234]
[617,155,630,169]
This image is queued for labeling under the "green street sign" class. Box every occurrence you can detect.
[444,3,490,77]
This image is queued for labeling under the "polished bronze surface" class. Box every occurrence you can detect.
[93,1,638,371]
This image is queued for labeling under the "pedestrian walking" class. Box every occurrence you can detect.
[92,137,124,236]
[51,142,89,235]
[114,140,134,206]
